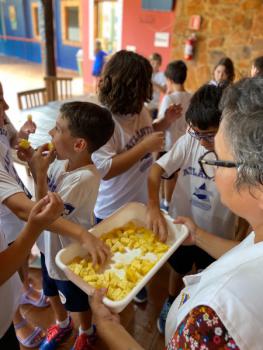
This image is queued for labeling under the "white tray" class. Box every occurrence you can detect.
[56,202,188,313]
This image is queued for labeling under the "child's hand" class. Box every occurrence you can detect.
[163,104,183,126]
[16,145,34,163]
[147,205,168,242]
[140,132,165,153]
[90,289,120,325]
[80,232,111,266]
[30,143,56,177]
[28,192,64,230]
[19,119,37,139]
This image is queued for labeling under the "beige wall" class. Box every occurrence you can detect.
[171,0,263,91]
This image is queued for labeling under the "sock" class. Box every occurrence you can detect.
[56,315,70,328]
[168,295,175,304]
[163,199,170,207]
[79,325,95,336]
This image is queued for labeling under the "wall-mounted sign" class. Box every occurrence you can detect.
[154,32,170,48]
[188,15,201,31]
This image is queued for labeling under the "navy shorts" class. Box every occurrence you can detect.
[168,245,215,275]
[40,253,89,312]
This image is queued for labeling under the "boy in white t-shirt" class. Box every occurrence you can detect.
[145,52,167,119]
[0,192,63,350]
[28,101,114,350]
[147,84,238,334]
[156,60,192,210]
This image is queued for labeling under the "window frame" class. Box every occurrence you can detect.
[31,2,40,40]
[61,0,82,47]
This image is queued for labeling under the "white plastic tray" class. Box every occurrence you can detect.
[56,202,188,313]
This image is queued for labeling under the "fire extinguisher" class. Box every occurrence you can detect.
[184,33,196,61]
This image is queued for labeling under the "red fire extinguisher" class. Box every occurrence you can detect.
[184,33,196,61]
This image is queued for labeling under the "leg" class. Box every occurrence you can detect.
[168,268,185,298]
[49,295,68,322]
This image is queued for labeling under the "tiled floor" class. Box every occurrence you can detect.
[1,56,169,349]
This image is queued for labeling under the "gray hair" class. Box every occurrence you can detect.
[220,77,263,189]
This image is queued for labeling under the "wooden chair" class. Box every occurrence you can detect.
[17,88,47,110]
[44,76,73,101]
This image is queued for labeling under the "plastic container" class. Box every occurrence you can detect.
[56,202,188,313]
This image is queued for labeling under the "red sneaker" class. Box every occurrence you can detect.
[72,332,97,350]
[40,317,73,350]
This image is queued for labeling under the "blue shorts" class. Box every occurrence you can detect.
[40,253,89,312]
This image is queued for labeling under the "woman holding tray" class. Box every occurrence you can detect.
[89,77,263,350]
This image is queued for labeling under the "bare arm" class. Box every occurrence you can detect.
[175,216,239,260]
[147,163,169,242]
[96,321,144,350]
[104,132,164,180]
[153,104,182,132]
[3,192,109,265]
[0,193,63,285]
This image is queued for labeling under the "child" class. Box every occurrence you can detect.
[0,192,63,350]
[92,50,181,303]
[147,84,238,334]
[0,83,110,347]
[30,101,114,350]
[209,57,235,86]
[92,40,107,93]
[156,60,192,211]
[251,56,263,77]
[145,52,166,119]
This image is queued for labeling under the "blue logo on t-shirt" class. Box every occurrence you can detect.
[191,183,212,211]
[63,203,75,216]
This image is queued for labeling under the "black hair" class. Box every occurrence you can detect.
[98,50,153,115]
[214,57,235,83]
[252,56,263,76]
[149,52,162,65]
[164,60,187,84]
[186,83,226,130]
[60,101,114,153]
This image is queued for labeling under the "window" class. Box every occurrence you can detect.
[31,2,40,39]
[61,0,81,46]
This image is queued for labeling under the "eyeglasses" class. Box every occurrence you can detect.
[198,151,240,179]
[188,128,216,143]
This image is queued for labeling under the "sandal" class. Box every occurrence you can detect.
[14,318,45,348]
[20,285,49,308]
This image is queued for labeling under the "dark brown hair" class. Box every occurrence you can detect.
[214,57,235,83]
[98,50,153,115]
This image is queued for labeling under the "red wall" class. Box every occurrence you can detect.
[81,0,176,91]
[122,0,175,70]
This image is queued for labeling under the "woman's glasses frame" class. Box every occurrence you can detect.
[198,151,240,179]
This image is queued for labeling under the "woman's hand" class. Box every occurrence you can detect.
[174,216,198,245]
[28,192,64,231]
[19,119,37,139]
[90,289,120,325]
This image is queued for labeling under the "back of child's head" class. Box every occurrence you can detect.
[149,52,162,65]
[186,83,226,130]
[214,57,235,83]
[60,101,114,153]
[164,60,187,84]
[252,56,263,77]
[98,50,152,115]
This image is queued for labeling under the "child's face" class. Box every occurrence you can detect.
[250,64,258,77]
[188,125,218,151]
[214,65,227,83]
[0,84,9,127]
[49,115,78,160]
[150,59,161,73]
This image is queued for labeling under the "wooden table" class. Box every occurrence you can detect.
[20,94,98,149]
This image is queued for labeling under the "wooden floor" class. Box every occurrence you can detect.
[20,265,170,350]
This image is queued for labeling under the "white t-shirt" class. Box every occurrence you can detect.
[146,72,166,110]
[166,233,263,349]
[158,91,192,151]
[92,108,153,219]
[0,231,22,337]
[41,160,100,280]
[157,133,236,238]
[0,120,31,243]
